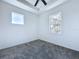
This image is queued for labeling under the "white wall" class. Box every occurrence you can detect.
[0,0,79,51]
[39,0,79,51]
[0,1,38,49]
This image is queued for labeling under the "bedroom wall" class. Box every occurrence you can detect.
[39,0,79,51]
[0,0,79,52]
[0,1,37,49]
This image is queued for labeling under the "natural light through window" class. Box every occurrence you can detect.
[49,12,62,34]
[12,12,24,25]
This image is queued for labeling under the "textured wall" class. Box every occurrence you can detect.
[0,39,79,59]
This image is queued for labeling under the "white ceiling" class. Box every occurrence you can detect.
[3,0,67,14]
[25,0,52,6]
[25,0,57,10]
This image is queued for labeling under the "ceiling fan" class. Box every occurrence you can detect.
[34,0,47,6]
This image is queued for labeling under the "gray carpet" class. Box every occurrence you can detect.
[0,39,79,59]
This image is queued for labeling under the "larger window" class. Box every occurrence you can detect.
[49,12,63,34]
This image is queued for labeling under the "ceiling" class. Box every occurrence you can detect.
[3,0,67,14]
[25,0,57,9]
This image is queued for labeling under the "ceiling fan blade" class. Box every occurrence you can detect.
[41,0,47,5]
[34,0,39,6]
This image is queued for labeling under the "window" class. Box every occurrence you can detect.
[12,12,24,25]
[49,12,62,33]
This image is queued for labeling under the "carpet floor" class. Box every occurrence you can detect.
[0,39,79,59]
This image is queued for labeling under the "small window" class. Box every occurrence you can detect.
[12,12,24,25]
